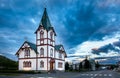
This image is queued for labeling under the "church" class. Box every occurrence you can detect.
[15,8,67,72]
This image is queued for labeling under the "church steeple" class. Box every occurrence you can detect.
[39,8,52,30]
[35,8,56,35]
[40,8,51,30]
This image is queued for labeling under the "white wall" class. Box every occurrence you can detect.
[55,60,65,71]
[37,58,47,70]
[19,59,36,71]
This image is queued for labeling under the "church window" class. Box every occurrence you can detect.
[40,48,44,57]
[25,48,30,57]
[59,52,62,58]
[23,61,31,67]
[50,49,53,57]
[23,61,25,67]
[40,60,44,68]
[40,31,44,39]
[50,32,53,40]
[58,62,63,68]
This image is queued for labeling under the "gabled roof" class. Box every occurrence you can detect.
[27,41,37,53]
[55,45,63,51]
[15,41,38,55]
[55,45,67,57]
[35,8,56,36]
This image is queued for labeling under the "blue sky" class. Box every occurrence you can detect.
[0,0,120,63]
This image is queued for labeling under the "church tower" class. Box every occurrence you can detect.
[35,8,56,71]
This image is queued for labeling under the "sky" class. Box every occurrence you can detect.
[0,0,120,64]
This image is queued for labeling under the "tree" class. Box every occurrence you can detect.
[65,62,69,71]
[84,59,91,69]
[79,62,82,71]
[95,61,100,70]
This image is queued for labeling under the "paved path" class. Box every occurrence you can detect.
[0,70,120,78]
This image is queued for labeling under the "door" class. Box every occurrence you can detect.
[50,62,53,70]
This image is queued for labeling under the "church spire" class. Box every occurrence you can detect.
[40,8,52,30]
[35,8,56,36]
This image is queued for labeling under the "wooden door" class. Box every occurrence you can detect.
[50,62,53,70]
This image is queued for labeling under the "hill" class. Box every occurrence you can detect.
[0,55,18,70]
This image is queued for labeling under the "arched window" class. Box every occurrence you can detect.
[40,31,44,39]
[40,61,44,68]
[40,48,44,57]
[25,48,30,57]
[23,61,31,67]
[50,32,53,40]
[28,61,31,67]
[50,49,53,57]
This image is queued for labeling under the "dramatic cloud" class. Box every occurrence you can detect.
[0,0,120,63]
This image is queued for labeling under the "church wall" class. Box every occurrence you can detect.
[37,46,47,57]
[55,51,59,58]
[55,60,65,71]
[48,46,54,58]
[37,58,47,70]
[19,48,36,58]
[19,50,24,58]
[19,59,36,71]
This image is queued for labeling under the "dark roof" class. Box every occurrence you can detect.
[35,8,56,35]
[26,41,38,54]
[55,45,63,51]
[15,41,38,55]
[55,45,67,57]
[40,8,51,30]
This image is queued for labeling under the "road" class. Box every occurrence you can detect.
[0,70,120,78]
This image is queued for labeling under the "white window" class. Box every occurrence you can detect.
[25,48,30,57]
[50,49,53,57]
[59,52,62,58]
[23,61,31,67]
[40,48,44,57]
[50,32,53,40]
[40,61,44,68]
[58,62,63,68]
[40,31,44,39]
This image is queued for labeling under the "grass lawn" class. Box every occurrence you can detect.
[0,73,21,76]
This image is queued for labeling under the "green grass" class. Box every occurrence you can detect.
[0,73,20,76]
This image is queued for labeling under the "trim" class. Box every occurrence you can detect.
[19,57,65,61]
[37,38,55,42]
[36,54,38,71]
[47,31,48,71]
[37,44,54,47]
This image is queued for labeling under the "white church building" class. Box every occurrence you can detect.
[15,8,67,72]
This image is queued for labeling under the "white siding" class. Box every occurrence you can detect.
[37,58,47,70]
[19,59,36,71]
[55,60,65,71]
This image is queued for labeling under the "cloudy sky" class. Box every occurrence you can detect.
[0,0,120,63]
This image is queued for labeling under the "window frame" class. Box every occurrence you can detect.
[24,47,30,57]
[40,48,44,57]
[40,60,44,68]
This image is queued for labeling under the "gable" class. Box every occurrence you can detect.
[55,45,67,57]
[15,41,38,55]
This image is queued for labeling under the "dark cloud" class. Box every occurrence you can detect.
[0,0,120,60]
[113,40,120,48]
[92,43,120,55]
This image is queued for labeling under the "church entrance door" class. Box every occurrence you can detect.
[50,58,55,71]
